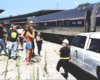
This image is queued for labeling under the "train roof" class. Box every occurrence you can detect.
[31,2,100,22]
[77,3,96,11]
[32,9,85,22]
[0,10,64,20]
[0,9,4,13]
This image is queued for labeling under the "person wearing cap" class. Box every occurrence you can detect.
[5,25,20,60]
[54,39,71,80]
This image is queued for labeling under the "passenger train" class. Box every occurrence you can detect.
[0,2,100,43]
[29,3,100,35]
[29,2,100,43]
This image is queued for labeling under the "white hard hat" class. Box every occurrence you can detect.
[62,39,69,44]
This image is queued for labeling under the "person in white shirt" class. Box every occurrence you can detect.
[9,24,13,29]
[17,26,23,50]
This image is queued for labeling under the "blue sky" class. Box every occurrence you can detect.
[0,0,100,18]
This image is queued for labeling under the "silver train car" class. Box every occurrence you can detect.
[29,3,100,37]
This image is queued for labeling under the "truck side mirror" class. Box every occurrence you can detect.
[78,43,84,48]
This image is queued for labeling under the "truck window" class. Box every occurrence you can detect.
[72,36,81,47]
[89,39,100,53]
[72,36,86,48]
[78,36,87,48]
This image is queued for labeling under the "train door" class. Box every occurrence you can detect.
[85,11,91,32]
[91,3,100,32]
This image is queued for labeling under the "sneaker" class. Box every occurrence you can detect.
[5,54,8,56]
[40,55,42,57]
[8,56,11,59]
[13,58,16,60]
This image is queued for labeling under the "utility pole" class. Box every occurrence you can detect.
[57,0,58,9]
[76,0,77,8]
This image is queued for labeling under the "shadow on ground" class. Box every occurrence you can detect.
[61,63,98,80]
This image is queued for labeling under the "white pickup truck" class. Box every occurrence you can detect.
[70,32,100,79]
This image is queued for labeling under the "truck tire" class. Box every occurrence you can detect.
[97,66,100,79]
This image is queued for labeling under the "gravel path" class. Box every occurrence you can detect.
[0,40,77,80]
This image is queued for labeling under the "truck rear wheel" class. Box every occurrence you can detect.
[97,66,100,79]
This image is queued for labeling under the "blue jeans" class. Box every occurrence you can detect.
[26,42,32,49]
[37,44,42,56]
[0,39,8,55]
[22,41,27,61]
[8,41,17,58]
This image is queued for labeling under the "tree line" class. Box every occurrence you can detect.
[78,3,90,7]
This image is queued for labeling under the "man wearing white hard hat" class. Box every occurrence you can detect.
[54,39,71,80]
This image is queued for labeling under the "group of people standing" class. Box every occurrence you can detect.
[0,21,43,65]
[0,21,70,79]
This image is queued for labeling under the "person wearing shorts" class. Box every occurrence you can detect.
[28,21,35,57]
[25,26,35,65]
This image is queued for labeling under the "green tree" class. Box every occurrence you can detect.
[9,15,12,17]
[78,3,90,7]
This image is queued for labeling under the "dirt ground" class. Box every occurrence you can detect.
[0,40,77,80]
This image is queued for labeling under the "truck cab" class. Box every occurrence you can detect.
[70,32,100,79]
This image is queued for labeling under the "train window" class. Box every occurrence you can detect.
[57,21,63,26]
[39,22,41,26]
[96,11,98,14]
[64,20,69,26]
[33,23,38,26]
[89,39,100,53]
[83,7,85,10]
[77,8,80,11]
[44,23,47,26]
[98,8,100,14]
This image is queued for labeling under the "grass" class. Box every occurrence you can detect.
[16,57,20,80]
[4,57,9,80]
[44,50,48,74]
[33,63,35,80]
[4,48,11,80]
[43,50,50,79]
[16,50,21,80]
[30,63,35,80]
[36,67,39,80]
